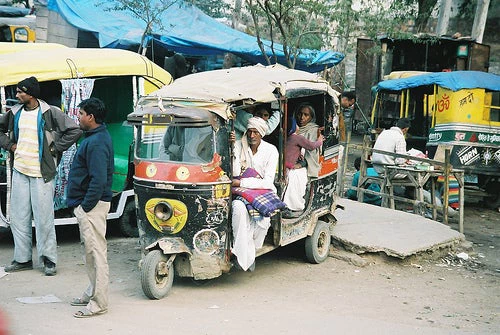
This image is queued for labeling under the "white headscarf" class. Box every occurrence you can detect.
[246,117,268,137]
[239,117,269,173]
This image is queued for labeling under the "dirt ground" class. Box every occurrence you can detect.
[0,139,498,334]
[0,202,498,334]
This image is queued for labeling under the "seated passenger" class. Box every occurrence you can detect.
[346,157,382,206]
[282,119,323,216]
[294,103,321,177]
[231,117,281,271]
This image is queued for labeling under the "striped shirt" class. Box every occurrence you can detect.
[14,108,42,177]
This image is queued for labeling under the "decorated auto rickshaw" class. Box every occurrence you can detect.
[127,64,341,299]
[371,71,500,206]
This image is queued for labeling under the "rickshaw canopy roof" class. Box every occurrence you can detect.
[376,71,500,92]
[0,47,173,88]
[139,64,339,120]
[0,42,67,55]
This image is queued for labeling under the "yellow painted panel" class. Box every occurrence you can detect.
[434,87,490,126]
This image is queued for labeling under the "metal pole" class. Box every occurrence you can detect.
[443,149,450,225]
[457,171,465,234]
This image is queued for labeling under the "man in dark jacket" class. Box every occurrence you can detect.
[0,76,82,276]
[67,97,114,318]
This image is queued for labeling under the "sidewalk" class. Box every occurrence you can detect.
[332,198,465,258]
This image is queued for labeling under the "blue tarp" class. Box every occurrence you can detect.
[47,0,344,73]
[376,71,500,92]
[0,5,30,17]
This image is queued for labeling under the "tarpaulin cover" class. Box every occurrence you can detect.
[47,0,344,73]
[0,5,29,17]
[376,71,500,92]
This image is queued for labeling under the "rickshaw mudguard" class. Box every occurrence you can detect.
[145,237,192,256]
[306,208,337,236]
[145,237,227,280]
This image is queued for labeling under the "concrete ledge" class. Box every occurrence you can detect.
[333,199,465,258]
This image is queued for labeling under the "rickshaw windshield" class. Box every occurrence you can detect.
[136,124,215,164]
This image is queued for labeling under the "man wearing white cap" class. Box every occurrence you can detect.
[232,117,279,271]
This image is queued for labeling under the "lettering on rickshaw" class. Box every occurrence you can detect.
[205,210,224,225]
[478,133,500,144]
[458,92,474,107]
[428,132,442,142]
[457,146,480,165]
[316,181,335,202]
[454,132,466,141]
[437,94,450,112]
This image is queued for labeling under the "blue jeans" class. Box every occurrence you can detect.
[10,169,57,265]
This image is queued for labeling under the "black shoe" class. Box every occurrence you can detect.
[44,260,57,276]
[4,260,33,272]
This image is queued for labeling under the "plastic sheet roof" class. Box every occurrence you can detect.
[47,0,344,73]
[376,71,500,92]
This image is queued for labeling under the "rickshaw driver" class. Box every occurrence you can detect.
[159,125,212,163]
[231,117,279,271]
[158,126,185,161]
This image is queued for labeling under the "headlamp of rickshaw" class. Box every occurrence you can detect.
[154,202,173,222]
[145,198,188,234]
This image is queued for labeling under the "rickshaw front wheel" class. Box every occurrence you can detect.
[305,220,331,264]
[141,250,174,300]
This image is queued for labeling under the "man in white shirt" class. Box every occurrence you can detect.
[371,118,411,174]
[231,117,278,271]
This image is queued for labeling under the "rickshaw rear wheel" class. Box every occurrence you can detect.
[119,200,139,237]
[141,250,174,300]
[305,220,331,264]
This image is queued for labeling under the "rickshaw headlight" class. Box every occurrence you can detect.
[154,202,173,221]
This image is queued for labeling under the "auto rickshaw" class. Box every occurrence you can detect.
[0,47,172,236]
[371,71,500,207]
[127,64,341,299]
